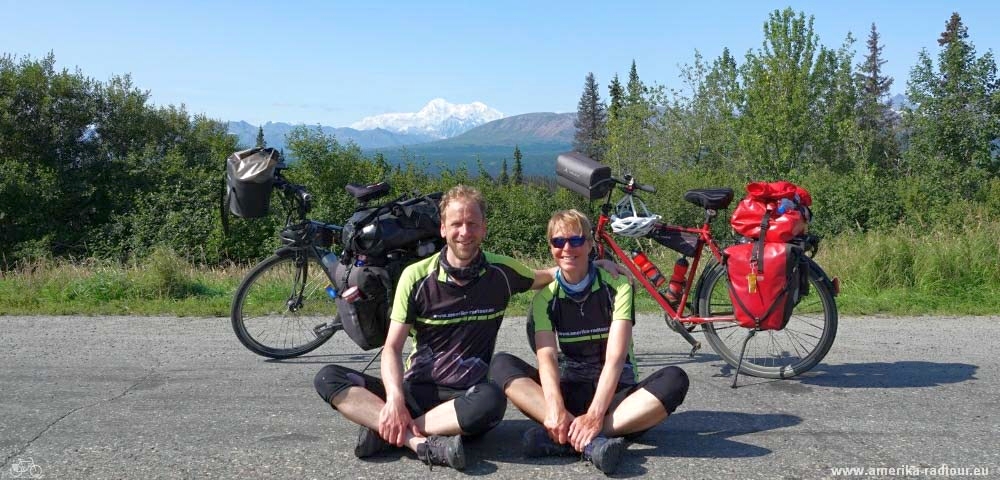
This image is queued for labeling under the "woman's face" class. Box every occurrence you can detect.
[549,225,591,282]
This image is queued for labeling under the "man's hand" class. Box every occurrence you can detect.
[543,406,573,444]
[568,411,604,452]
[594,258,632,280]
[378,398,414,447]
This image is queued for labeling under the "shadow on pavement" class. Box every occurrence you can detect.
[466,411,798,477]
[797,361,979,388]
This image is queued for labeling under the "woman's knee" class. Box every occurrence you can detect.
[643,366,690,413]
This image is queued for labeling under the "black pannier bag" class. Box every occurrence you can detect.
[334,191,445,350]
[225,147,282,218]
[332,262,393,351]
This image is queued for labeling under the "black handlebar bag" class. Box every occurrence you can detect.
[226,147,282,218]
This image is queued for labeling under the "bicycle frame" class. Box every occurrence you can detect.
[593,195,736,327]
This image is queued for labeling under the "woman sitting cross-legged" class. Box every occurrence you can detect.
[490,209,690,476]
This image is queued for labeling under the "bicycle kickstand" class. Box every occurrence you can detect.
[731,329,757,389]
[361,347,383,373]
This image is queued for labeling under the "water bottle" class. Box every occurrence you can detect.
[662,257,689,307]
[776,198,796,215]
[321,253,339,299]
[631,251,666,288]
[321,251,339,275]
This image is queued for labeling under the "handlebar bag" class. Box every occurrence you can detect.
[724,241,804,330]
[225,147,281,218]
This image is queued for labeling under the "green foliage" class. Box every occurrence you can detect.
[904,12,999,179]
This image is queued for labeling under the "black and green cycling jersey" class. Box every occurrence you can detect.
[530,268,638,384]
[390,250,535,389]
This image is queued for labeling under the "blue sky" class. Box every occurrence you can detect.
[3,1,995,127]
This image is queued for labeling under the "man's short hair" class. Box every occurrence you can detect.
[440,185,486,223]
[547,209,593,241]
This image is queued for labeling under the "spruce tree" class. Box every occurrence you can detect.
[499,159,509,185]
[607,74,624,123]
[857,23,900,172]
[255,125,266,148]
[513,145,523,185]
[573,72,607,161]
[626,60,644,106]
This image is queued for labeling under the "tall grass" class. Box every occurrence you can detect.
[2,225,999,317]
[0,247,240,316]
[820,223,1000,314]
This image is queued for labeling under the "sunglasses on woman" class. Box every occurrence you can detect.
[550,235,587,248]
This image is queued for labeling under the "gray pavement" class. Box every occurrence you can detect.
[1,314,998,479]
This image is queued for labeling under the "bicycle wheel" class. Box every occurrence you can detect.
[697,260,837,379]
[232,250,338,359]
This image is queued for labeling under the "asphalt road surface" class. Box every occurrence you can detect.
[1,314,998,479]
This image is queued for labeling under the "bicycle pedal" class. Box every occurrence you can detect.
[688,342,701,357]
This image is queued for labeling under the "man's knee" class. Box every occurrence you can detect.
[314,364,361,406]
[489,352,529,389]
[454,382,507,435]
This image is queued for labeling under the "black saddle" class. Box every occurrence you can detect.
[683,188,735,210]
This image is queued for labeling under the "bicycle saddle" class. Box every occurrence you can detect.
[346,182,390,203]
[683,188,735,210]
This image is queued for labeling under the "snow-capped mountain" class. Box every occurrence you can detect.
[350,98,504,139]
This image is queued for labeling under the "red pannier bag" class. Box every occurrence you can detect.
[730,181,812,242]
[724,241,804,330]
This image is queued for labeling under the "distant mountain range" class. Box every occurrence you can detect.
[227,99,575,177]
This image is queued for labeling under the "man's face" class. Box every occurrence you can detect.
[440,199,486,266]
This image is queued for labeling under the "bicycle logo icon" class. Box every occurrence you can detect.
[7,458,42,479]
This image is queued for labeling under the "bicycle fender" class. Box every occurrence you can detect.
[805,257,838,297]
[692,260,722,315]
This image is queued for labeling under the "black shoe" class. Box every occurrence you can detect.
[522,426,576,457]
[583,436,625,475]
[354,426,390,458]
[416,435,465,470]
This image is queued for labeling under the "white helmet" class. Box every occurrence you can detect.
[610,195,660,237]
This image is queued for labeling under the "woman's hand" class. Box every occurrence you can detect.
[568,411,604,452]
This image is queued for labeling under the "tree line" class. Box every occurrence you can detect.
[573,9,999,236]
[2,8,998,269]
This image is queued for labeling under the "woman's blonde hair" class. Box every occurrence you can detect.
[547,209,593,241]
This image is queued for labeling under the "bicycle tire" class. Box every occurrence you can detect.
[232,250,338,359]
[696,260,837,379]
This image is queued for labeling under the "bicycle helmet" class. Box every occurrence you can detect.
[610,194,661,238]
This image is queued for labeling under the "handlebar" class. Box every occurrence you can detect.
[273,174,312,212]
[612,175,656,194]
